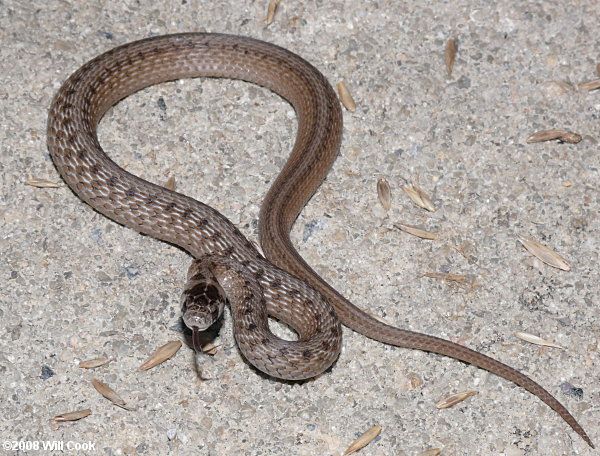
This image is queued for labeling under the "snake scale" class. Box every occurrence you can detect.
[46,33,592,447]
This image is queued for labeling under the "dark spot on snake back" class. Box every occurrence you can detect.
[205,284,222,301]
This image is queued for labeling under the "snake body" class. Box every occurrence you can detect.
[46,33,592,447]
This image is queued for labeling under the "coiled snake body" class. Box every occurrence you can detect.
[46,33,592,447]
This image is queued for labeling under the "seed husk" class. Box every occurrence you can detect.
[138,340,182,371]
[514,331,564,349]
[517,234,571,271]
[164,175,176,191]
[26,178,62,188]
[91,378,128,409]
[436,390,478,409]
[202,343,218,355]
[445,38,457,77]
[393,222,438,240]
[377,178,392,211]
[337,82,356,112]
[417,450,442,456]
[526,129,582,144]
[265,0,281,24]
[78,357,112,369]
[54,409,92,422]
[578,79,600,91]
[402,182,436,212]
[343,425,382,455]
[423,272,470,284]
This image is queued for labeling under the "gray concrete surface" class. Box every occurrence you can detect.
[1,1,598,455]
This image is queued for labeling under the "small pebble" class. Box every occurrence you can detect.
[125,266,140,279]
[41,365,55,380]
[560,382,584,399]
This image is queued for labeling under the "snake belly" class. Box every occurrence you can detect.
[46,33,592,447]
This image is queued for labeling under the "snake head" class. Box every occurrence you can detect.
[181,277,226,351]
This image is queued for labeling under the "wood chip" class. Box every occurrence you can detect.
[514,331,564,349]
[376,178,392,211]
[445,38,457,77]
[526,129,582,144]
[91,378,128,409]
[417,450,442,456]
[164,175,176,191]
[597,62,600,77]
[78,357,112,369]
[517,234,571,271]
[265,0,281,25]
[343,425,382,455]
[25,177,62,188]
[578,79,600,91]
[402,182,436,212]
[54,409,92,422]
[337,82,356,112]
[139,340,182,371]
[393,222,438,240]
[436,390,478,409]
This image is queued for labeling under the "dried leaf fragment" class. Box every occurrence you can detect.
[526,129,582,144]
[91,378,128,409]
[139,340,182,371]
[26,178,62,188]
[417,450,442,456]
[337,82,356,112]
[402,182,436,212]
[514,332,564,349]
[164,175,176,191]
[343,425,382,455]
[445,38,457,77]
[79,357,112,369]
[377,178,392,211]
[436,390,478,409]
[393,222,438,240]
[578,79,600,91]
[54,409,92,422]
[265,0,281,24]
[517,235,571,271]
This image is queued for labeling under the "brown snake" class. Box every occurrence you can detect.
[46,33,592,447]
